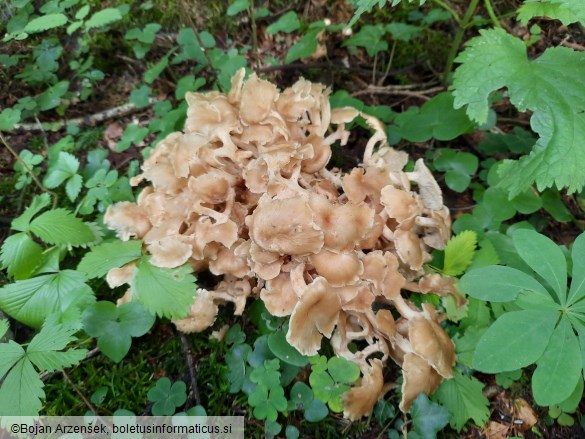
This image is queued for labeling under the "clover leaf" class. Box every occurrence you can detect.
[309,356,360,412]
[82,301,155,362]
[147,377,187,415]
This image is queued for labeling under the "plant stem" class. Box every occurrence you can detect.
[442,0,480,85]
[431,0,462,25]
[378,39,397,85]
[0,132,58,209]
[180,1,215,76]
[179,333,201,407]
[249,4,259,70]
[484,0,502,28]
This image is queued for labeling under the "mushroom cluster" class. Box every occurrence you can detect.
[105,69,458,419]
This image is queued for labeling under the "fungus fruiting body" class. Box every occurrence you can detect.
[105,70,458,419]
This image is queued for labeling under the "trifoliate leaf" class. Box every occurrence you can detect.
[443,230,477,276]
[24,13,68,33]
[147,377,187,415]
[84,8,122,29]
[433,369,489,431]
[43,151,80,189]
[452,28,585,195]
[29,209,97,246]
[12,193,51,232]
[0,232,43,279]
[518,0,585,26]
[410,393,451,439]
[130,258,196,318]
[82,301,154,362]
[0,270,94,328]
[0,318,86,415]
[77,240,143,279]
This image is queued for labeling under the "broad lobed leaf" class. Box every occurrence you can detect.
[453,28,585,195]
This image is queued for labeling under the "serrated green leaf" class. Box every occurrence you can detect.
[0,108,21,131]
[533,317,582,405]
[77,240,143,279]
[24,13,68,33]
[144,55,169,84]
[443,230,477,276]
[453,28,585,195]
[518,0,585,26]
[84,8,122,29]
[29,209,97,246]
[12,194,51,232]
[0,232,43,279]
[410,393,450,439]
[512,229,567,304]
[65,173,83,202]
[130,258,196,318]
[433,369,489,431]
[467,239,499,271]
[458,265,550,302]
[0,357,44,415]
[472,310,557,372]
[266,11,300,34]
[37,80,69,111]
[44,151,79,189]
[0,270,94,328]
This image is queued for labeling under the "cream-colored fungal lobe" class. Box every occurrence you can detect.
[106,69,457,420]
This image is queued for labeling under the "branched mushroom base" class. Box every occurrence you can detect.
[105,69,460,420]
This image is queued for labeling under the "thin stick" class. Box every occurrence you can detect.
[179,333,202,407]
[63,370,99,414]
[249,3,259,71]
[352,85,444,100]
[378,40,397,85]
[0,132,58,209]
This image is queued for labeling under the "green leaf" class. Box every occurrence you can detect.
[542,189,573,222]
[266,11,300,34]
[458,265,549,302]
[78,240,143,279]
[24,13,68,33]
[0,318,86,415]
[227,0,249,16]
[343,24,388,57]
[410,393,451,439]
[175,76,205,100]
[268,330,309,367]
[65,173,83,202]
[75,5,90,19]
[568,232,585,305]
[84,8,122,29]
[0,320,9,340]
[393,93,474,143]
[327,357,360,383]
[226,343,252,393]
[472,310,557,373]
[518,0,585,26]
[533,317,582,405]
[443,230,477,276]
[12,194,51,232]
[285,29,319,63]
[0,108,21,131]
[82,301,154,362]
[304,399,329,422]
[467,239,500,271]
[130,258,196,318]
[433,369,489,431]
[453,28,585,195]
[116,124,149,152]
[0,232,43,279]
[29,209,97,246]
[37,80,69,111]
[43,151,79,188]
[148,377,187,415]
[386,22,422,41]
[512,229,567,304]
[144,55,169,84]
[0,270,94,328]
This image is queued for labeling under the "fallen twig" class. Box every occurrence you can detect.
[12,97,160,132]
[351,84,444,100]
